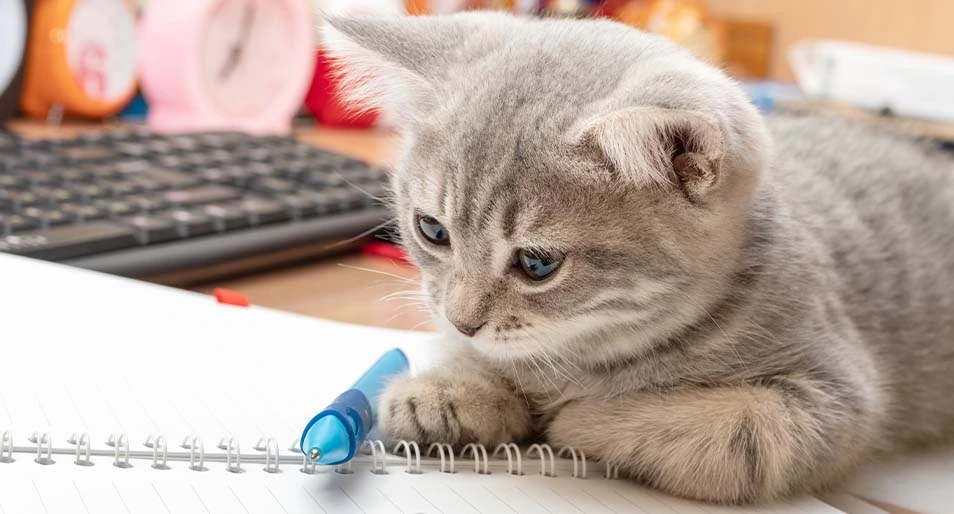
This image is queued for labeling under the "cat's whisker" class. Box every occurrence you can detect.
[321,217,398,251]
[338,263,420,285]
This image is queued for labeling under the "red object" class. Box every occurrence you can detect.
[362,242,411,265]
[305,49,379,128]
[214,288,250,307]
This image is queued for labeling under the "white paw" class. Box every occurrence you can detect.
[378,373,531,447]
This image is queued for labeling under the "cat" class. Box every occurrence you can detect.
[321,11,954,505]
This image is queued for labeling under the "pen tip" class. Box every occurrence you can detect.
[309,448,321,460]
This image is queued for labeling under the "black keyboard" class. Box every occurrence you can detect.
[0,128,391,281]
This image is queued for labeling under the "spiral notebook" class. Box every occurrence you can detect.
[0,253,869,513]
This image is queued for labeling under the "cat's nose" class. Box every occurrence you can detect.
[453,321,485,337]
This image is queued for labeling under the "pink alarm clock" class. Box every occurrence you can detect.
[138,0,315,135]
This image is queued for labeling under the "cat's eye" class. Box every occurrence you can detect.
[417,215,450,245]
[517,249,562,281]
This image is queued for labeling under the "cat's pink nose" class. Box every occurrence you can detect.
[453,321,485,337]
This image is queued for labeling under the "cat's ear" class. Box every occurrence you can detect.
[576,107,724,202]
[321,14,471,125]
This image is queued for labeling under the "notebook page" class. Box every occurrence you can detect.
[0,459,850,514]
[842,445,954,514]
[0,253,441,469]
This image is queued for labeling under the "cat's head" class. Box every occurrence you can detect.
[324,12,770,365]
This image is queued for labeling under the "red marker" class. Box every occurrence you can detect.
[361,242,411,265]
[214,288,249,307]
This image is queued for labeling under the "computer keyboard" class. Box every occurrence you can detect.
[0,128,392,281]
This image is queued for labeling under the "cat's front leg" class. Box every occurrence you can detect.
[547,381,875,504]
[378,349,531,447]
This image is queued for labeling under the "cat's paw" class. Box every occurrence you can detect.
[378,373,531,447]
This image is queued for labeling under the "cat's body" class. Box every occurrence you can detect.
[323,12,954,504]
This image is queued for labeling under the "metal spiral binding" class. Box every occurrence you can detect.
[426,443,455,473]
[0,430,16,464]
[392,440,422,474]
[335,460,354,474]
[557,447,587,479]
[217,437,230,451]
[527,444,556,477]
[363,440,388,474]
[262,438,281,474]
[31,432,54,465]
[113,434,132,468]
[492,443,523,475]
[151,436,170,470]
[225,438,244,473]
[1,431,15,463]
[461,443,490,475]
[74,433,94,467]
[188,437,207,472]
[605,463,620,479]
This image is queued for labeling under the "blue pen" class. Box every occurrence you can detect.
[299,348,410,465]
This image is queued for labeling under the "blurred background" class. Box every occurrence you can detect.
[0,0,951,331]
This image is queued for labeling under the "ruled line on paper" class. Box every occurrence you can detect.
[110,482,133,514]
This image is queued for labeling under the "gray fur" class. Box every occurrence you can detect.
[323,12,954,504]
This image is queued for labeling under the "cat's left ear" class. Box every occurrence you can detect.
[576,106,724,202]
[321,14,473,126]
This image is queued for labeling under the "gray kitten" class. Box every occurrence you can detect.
[322,12,954,504]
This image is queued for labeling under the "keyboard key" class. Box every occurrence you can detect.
[163,185,239,207]
[22,207,70,229]
[60,203,105,222]
[129,176,164,193]
[1,214,35,235]
[198,168,231,184]
[161,209,215,238]
[121,215,179,244]
[55,168,91,184]
[75,184,109,201]
[0,175,27,189]
[0,222,137,260]
[140,167,199,188]
[62,145,112,163]
[279,194,318,219]
[115,142,149,158]
[8,191,41,209]
[127,196,166,212]
[253,177,296,195]
[95,200,137,218]
[114,160,150,174]
[240,198,288,225]
[201,204,249,232]
[34,187,75,205]
[103,180,138,196]
[27,172,59,186]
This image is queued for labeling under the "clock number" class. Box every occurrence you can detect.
[76,42,108,99]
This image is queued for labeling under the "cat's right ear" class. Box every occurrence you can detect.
[575,106,724,203]
[321,14,471,125]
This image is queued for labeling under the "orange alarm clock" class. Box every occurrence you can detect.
[20,0,138,120]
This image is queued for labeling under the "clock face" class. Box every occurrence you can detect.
[66,0,138,102]
[0,0,28,95]
[200,0,298,117]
